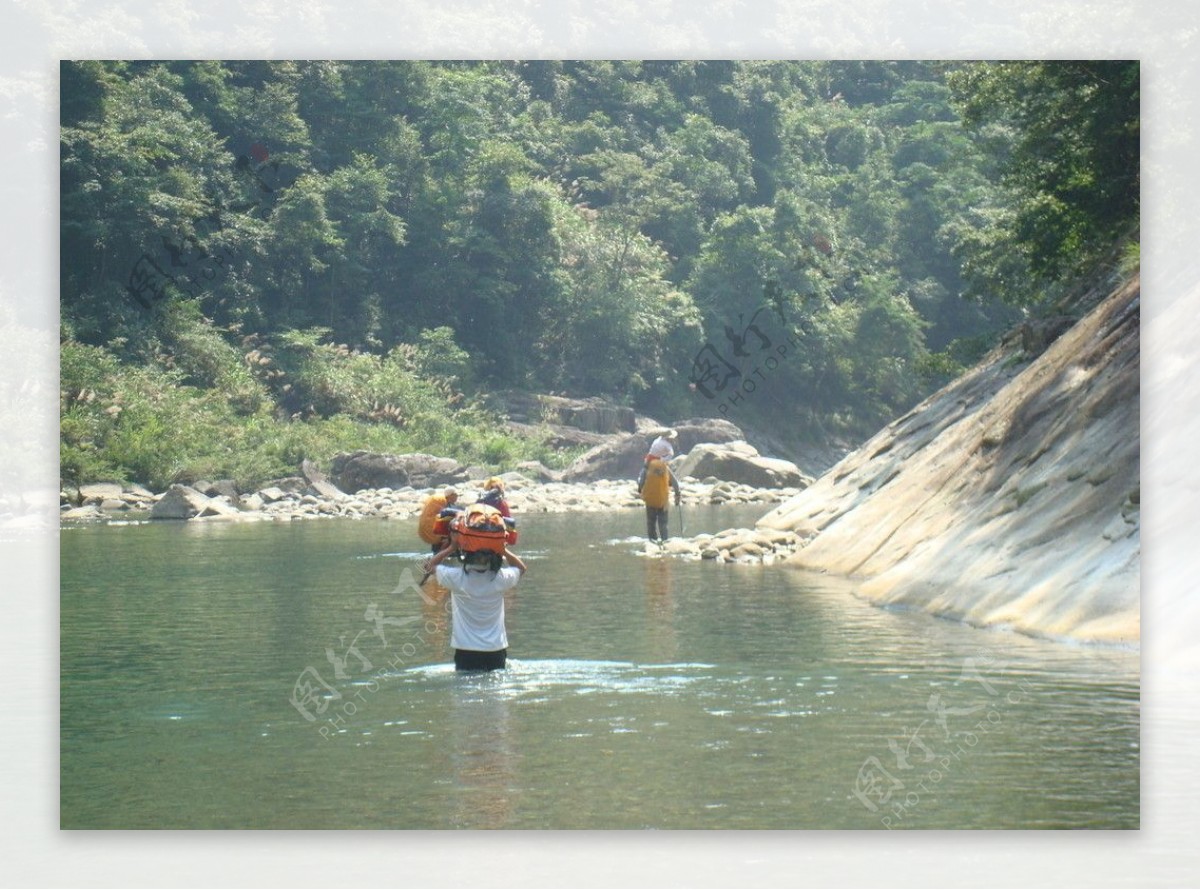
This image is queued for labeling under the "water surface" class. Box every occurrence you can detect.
[60,504,1138,828]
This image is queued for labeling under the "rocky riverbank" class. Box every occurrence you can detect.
[60,473,807,525]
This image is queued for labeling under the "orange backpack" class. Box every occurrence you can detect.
[450,503,510,555]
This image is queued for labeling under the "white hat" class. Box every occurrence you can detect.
[649,434,676,459]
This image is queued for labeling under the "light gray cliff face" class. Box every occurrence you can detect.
[759,276,1140,644]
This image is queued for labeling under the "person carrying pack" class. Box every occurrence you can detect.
[476,477,518,545]
[637,454,681,543]
[449,502,516,568]
[424,503,528,672]
[418,488,459,554]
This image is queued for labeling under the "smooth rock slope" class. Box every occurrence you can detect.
[758,276,1140,644]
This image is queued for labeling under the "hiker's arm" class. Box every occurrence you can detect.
[423,544,456,573]
[503,547,527,575]
[670,470,681,503]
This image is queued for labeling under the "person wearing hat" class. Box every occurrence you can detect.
[637,448,681,543]
[418,487,459,554]
[476,476,511,518]
[648,428,678,461]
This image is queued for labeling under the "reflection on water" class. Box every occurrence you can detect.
[60,504,1138,828]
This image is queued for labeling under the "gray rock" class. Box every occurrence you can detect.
[329,451,466,493]
[560,434,645,482]
[560,418,752,482]
[150,485,214,520]
[202,479,240,500]
[537,394,637,434]
[79,482,124,505]
[729,542,765,559]
[305,479,346,501]
[62,504,103,521]
[670,417,746,455]
[199,497,241,518]
[240,493,265,511]
[676,442,809,489]
[258,487,286,503]
[514,460,563,483]
[300,458,326,485]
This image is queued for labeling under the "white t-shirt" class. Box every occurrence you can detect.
[435,564,522,652]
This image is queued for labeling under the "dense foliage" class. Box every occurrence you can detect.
[59,60,1138,487]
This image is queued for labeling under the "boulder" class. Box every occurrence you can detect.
[537,394,637,434]
[560,418,756,483]
[489,390,635,434]
[150,484,216,520]
[675,441,809,489]
[514,460,563,483]
[329,451,467,493]
[305,479,346,501]
[61,504,103,521]
[265,476,308,493]
[79,482,124,505]
[300,458,326,485]
[504,420,612,450]
[240,493,265,511]
[202,479,240,500]
[670,417,746,456]
[198,496,241,518]
[560,434,647,482]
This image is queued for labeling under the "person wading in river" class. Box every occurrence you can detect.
[637,452,681,543]
[423,540,528,672]
[417,487,459,554]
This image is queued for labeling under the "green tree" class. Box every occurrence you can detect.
[947,61,1139,283]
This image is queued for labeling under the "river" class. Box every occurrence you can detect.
[60,503,1138,829]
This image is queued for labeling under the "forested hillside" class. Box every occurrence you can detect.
[59,60,1138,489]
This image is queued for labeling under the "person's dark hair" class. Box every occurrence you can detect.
[459,550,502,573]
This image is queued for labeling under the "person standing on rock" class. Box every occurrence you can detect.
[638,453,681,543]
[423,544,528,672]
[418,487,459,554]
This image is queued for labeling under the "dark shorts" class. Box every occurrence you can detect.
[454,648,508,672]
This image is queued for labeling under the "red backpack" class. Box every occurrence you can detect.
[450,503,510,555]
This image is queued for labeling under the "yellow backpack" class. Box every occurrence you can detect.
[641,458,671,509]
